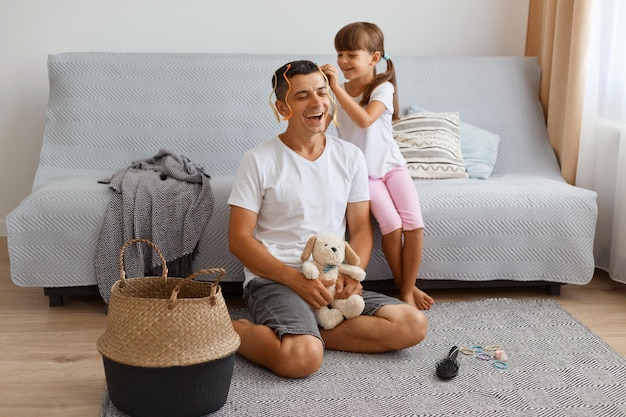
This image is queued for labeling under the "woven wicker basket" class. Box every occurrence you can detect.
[97,238,240,417]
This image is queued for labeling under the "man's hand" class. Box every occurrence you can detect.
[333,274,363,299]
[290,274,334,310]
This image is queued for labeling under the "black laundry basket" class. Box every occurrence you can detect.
[97,238,240,417]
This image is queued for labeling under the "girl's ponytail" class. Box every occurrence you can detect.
[361,56,399,122]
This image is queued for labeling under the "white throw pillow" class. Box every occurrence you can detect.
[393,112,468,179]
[408,105,500,179]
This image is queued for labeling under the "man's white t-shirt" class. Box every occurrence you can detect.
[336,81,405,179]
[228,134,369,287]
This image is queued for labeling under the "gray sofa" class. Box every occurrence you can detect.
[7,52,598,306]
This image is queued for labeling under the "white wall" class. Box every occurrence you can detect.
[0,0,529,236]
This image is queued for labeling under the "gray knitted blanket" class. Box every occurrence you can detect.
[95,149,214,304]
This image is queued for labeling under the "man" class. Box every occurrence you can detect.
[228,60,427,378]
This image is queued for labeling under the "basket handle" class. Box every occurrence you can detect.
[169,268,226,308]
[118,238,168,287]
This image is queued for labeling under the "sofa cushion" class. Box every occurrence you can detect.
[392,111,468,179]
[408,105,500,179]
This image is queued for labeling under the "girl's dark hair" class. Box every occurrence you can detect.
[272,60,320,102]
[334,22,399,121]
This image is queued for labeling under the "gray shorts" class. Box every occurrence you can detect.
[242,277,404,341]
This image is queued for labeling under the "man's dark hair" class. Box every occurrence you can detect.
[272,60,320,102]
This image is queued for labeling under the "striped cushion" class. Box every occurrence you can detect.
[393,112,468,179]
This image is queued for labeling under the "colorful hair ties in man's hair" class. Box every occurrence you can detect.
[270,62,337,125]
[316,63,339,127]
[281,64,293,121]
[268,64,293,122]
[269,72,281,123]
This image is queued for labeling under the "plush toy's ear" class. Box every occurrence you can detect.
[300,235,317,261]
[343,241,361,266]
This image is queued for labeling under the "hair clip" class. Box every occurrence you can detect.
[494,350,508,361]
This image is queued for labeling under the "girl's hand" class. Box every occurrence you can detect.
[320,64,340,90]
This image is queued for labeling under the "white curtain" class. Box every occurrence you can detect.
[577,0,626,283]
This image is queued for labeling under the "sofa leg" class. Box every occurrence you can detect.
[546,283,561,296]
[45,291,64,307]
[43,285,100,307]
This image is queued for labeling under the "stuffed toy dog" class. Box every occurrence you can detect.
[300,234,366,330]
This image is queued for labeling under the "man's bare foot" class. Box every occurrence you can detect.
[231,318,253,330]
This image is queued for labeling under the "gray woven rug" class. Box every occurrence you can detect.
[101,298,626,416]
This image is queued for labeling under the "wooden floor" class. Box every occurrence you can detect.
[1,236,625,417]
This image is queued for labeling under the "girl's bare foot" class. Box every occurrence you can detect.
[413,287,434,310]
[401,288,434,310]
[400,292,418,309]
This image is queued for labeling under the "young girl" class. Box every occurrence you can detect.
[321,22,434,310]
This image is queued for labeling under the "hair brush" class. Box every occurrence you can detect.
[436,346,460,379]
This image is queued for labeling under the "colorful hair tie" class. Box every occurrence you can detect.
[269,73,281,123]
[485,345,502,352]
[382,53,390,61]
[269,64,293,123]
[281,64,293,121]
[459,347,475,356]
[470,345,484,353]
[315,63,338,127]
